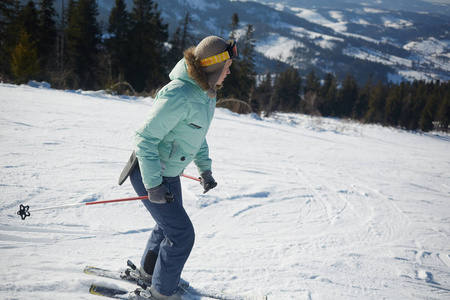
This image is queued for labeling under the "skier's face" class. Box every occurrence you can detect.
[217,60,232,86]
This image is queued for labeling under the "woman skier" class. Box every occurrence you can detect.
[120,36,238,299]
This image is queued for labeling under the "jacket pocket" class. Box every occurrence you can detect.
[169,140,194,163]
[169,139,180,159]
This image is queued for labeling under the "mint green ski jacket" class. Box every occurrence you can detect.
[134,58,216,189]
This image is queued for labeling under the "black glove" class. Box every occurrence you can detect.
[148,184,174,204]
[200,170,217,194]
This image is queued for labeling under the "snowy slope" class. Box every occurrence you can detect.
[1,83,449,299]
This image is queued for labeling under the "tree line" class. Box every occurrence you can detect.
[1,1,448,132]
[216,14,449,132]
[247,70,450,132]
[1,0,178,93]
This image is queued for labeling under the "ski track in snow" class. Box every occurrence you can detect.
[0,83,449,299]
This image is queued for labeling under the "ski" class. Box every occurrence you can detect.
[84,265,138,284]
[85,262,267,300]
[84,261,149,286]
[89,283,267,300]
[89,284,134,299]
[89,283,158,299]
[181,285,268,300]
[84,261,189,289]
[88,283,214,299]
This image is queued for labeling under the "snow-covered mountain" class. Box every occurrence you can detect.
[252,0,450,17]
[251,0,450,83]
[150,0,450,83]
[55,0,450,84]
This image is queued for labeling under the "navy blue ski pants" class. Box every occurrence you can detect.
[129,166,195,296]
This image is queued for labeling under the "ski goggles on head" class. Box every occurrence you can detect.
[227,40,239,60]
[200,40,239,67]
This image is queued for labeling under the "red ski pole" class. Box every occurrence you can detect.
[181,173,201,182]
[17,173,201,220]
[17,195,149,220]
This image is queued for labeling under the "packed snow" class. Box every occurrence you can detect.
[1,82,449,299]
[255,34,305,63]
[404,38,450,57]
[343,47,413,67]
[381,16,413,29]
[291,8,348,32]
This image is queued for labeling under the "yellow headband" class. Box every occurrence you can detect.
[200,50,230,67]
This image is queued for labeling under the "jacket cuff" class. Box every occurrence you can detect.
[146,177,163,190]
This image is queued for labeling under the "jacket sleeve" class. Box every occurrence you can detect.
[194,138,212,174]
[134,91,187,189]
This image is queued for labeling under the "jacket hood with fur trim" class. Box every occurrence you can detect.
[184,47,210,92]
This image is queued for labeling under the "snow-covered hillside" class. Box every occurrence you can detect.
[166,0,450,83]
[1,83,449,299]
[44,0,450,84]
[263,1,450,83]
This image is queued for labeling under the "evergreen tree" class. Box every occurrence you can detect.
[229,13,239,39]
[65,0,82,87]
[302,70,319,114]
[167,26,182,69]
[219,23,257,113]
[320,73,334,99]
[0,0,16,31]
[219,13,240,104]
[66,0,76,27]
[54,0,67,84]
[436,88,450,131]
[324,78,338,115]
[179,11,194,53]
[167,11,194,70]
[19,1,39,44]
[239,24,256,99]
[10,29,40,83]
[0,0,17,79]
[419,90,439,131]
[106,0,130,84]
[337,73,358,118]
[7,1,40,82]
[65,0,101,89]
[318,72,337,116]
[408,81,427,130]
[255,72,274,116]
[399,84,414,129]
[365,80,387,124]
[352,75,372,120]
[304,70,320,95]
[0,1,17,80]
[128,0,168,92]
[273,66,302,112]
[384,82,404,126]
[37,0,57,74]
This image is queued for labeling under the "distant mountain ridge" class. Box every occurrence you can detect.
[50,0,450,84]
[252,0,450,17]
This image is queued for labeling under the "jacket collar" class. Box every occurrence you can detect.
[169,58,211,102]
